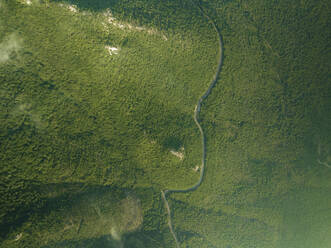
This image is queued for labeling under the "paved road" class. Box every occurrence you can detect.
[161,4,224,248]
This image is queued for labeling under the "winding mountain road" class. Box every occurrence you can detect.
[161,4,224,248]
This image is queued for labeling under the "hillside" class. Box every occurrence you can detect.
[0,0,330,247]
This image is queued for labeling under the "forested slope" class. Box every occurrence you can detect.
[0,0,330,247]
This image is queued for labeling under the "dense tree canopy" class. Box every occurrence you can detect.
[0,0,330,247]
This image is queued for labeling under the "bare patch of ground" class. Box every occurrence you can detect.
[102,9,168,41]
[58,3,78,13]
[170,147,185,160]
[14,233,23,241]
[105,46,120,56]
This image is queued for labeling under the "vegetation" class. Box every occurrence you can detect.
[0,0,330,247]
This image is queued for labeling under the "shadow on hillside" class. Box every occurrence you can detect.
[52,0,206,31]
[41,230,164,248]
[52,0,119,12]
[0,182,159,245]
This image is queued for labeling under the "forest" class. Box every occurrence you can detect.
[0,0,330,247]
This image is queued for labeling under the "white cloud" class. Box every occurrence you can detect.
[0,33,22,63]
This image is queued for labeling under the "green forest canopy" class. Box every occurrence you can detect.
[0,0,330,247]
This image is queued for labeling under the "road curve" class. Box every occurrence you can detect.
[161,3,224,248]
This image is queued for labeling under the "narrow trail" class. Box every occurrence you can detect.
[161,3,224,248]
